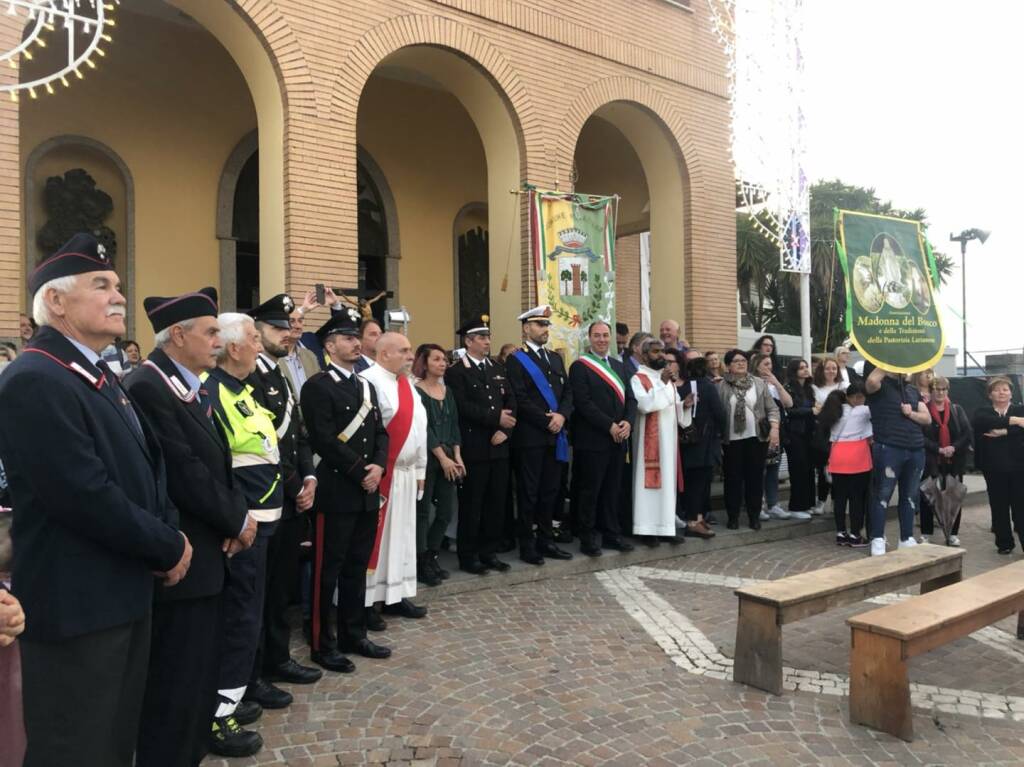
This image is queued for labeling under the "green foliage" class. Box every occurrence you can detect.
[736,179,953,351]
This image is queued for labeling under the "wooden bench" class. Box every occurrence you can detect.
[847,559,1024,741]
[733,544,964,695]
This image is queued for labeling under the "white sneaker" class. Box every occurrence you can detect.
[675,515,687,529]
[948,535,961,547]
[870,538,887,556]
[759,510,770,521]
[810,503,825,516]
[789,510,812,520]
[898,537,918,549]
[767,505,791,519]
[918,535,930,544]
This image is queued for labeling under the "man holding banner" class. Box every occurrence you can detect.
[836,209,946,555]
[506,306,574,565]
[361,333,429,622]
[569,321,636,556]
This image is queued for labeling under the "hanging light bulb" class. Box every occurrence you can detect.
[45,82,54,94]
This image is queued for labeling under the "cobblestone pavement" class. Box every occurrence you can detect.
[207,501,1024,766]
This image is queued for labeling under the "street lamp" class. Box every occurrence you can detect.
[949,228,991,376]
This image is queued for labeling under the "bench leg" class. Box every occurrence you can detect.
[733,600,782,695]
[920,569,962,594]
[849,628,913,741]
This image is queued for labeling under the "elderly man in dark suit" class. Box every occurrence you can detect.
[126,287,259,763]
[504,305,574,565]
[0,233,191,767]
[301,309,390,672]
[569,321,637,556]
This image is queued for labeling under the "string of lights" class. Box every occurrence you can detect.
[1,0,117,102]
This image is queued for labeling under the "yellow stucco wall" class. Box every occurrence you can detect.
[357,75,487,349]
[19,8,257,345]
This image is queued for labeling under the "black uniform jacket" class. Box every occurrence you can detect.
[568,356,636,453]
[248,353,315,517]
[124,347,249,602]
[446,355,517,461]
[504,346,574,449]
[0,327,184,640]
[301,365,388,513]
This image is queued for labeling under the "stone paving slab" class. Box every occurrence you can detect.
[204,498,1024,766]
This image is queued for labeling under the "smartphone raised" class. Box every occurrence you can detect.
[315,283,326,305]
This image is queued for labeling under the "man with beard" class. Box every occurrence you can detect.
[244,295,322,710]
[127,288,257,765]
[631,337,691,546]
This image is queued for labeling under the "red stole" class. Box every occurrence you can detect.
[635,373,683,491]
[368,375,414,572]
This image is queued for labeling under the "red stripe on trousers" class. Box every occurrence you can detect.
[311,513,325,652]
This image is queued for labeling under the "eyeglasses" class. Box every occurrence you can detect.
[933,387,949,392]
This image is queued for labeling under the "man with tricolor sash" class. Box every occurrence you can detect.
[568,321,636,557]
[630,337,692,545]
[505,305,575,565]
[361,332,430,622]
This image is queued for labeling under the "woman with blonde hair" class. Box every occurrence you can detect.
[973,377,1024,554]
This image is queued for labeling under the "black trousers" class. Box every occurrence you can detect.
[253,512,307,677]
[21,615,151,767]
[814,447,831,503]
[137,596,222,767]
[785,436,816,512]
[722,437,767,524]
[219,521,275,696]
[513,445,562,547]
[573,447,626,547]
[457,458,510,564]
[618,441,634,533]
[682,465,713,522]
[831,471,870,535]
[919,472,963,537]
[311,508,377,652]
[984,470,1024,551]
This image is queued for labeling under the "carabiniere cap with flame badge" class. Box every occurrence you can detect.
[247,293,295,329]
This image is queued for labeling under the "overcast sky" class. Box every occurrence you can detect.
[801,0,1020,364]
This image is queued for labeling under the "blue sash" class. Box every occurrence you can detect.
[514,349,569,462]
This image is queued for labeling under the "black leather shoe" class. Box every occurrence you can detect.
[603,538,635,552]
[233,700,262,726]
[459,560,490,575]
[580,545,603,557]
[998,546,1014,555]
[662,535,686,545]
[520,549,545,565]
[553,527,574,544]
[480,556,511,572]
[640,536,661,548]
[243,679,292,709]
[726,519,739,530]
[748,521,762,531]
[428,551,450,579]
[310,649,355,673]
[538,543,573,560]
[366,607,387,632]
[209,715,263,758]
[382,598,428,619]
[265,658,322,685]
[341,637,392,659]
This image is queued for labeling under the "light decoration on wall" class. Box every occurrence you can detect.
[707,0,810,273]
[0,1,117,102]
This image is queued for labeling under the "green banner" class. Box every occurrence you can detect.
[837,209,945,373]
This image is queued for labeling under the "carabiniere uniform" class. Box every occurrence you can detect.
[246,293,318,687]
[299,309,388,670]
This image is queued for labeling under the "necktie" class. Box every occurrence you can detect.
[96,360,144,438]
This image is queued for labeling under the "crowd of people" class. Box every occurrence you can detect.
[0,232,1022,767]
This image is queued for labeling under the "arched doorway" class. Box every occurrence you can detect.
[572,101,688,335]
[355,45,523,346]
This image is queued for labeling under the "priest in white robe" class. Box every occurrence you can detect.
[360,332,429,619]
[631,337,692,542]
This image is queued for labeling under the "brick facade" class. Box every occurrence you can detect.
[2,0,737,351]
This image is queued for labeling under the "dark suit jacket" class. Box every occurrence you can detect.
[0,327,184,640]
[681,376,727,468]
[248,353,315,517]
[504,346,573,449]
[124,348,249,602]
[446,355,517,461]
[568,356,636,453]
[301,366,388,513]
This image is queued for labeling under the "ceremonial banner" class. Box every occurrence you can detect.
[836,209,944,373]
[529,190,617,362]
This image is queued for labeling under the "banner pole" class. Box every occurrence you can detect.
[800,272,811,362]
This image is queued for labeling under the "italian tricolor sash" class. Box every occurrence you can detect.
[367,375,414,573]
[579,353,625,404]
